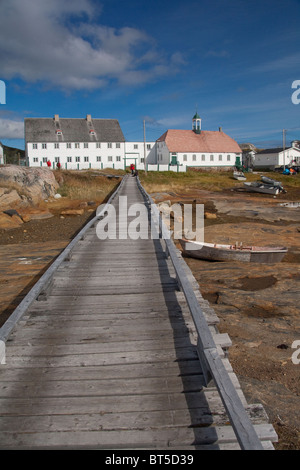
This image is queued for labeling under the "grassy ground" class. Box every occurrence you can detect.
[139,169,300,196]
[53,168,126,201]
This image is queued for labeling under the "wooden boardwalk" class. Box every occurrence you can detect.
[0,176,277,449]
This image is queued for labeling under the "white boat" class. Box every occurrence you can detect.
[260,175,283,188]
[233,171,246,181]
[179,239,288,263]
[243,181,280,195]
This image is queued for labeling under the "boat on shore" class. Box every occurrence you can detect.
[179,239,288,263]
[233,170,246,181]
[260,175,283,188]
[243,181,280,195]
[243,175,285,195]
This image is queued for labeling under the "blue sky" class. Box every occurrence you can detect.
[0,0,300,150]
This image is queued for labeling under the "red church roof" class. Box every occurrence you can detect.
[157,129,242,153]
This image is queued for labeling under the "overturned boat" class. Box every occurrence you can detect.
[233,170,246,181]
[243,181,280,195]
[179,239,288,263]
[244,175,285,195]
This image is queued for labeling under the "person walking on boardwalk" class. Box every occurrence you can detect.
[130,163,135,175]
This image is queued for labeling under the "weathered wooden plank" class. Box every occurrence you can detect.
[0,423,277,450]
[0,389,248,416]
[5,336,195,356]
[5,347,199,368]
[0,360,201,382]
[0,404,270,433]
[0,375,205,399]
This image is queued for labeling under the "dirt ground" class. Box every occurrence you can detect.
[0,182,299,449]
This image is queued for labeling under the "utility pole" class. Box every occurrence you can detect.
[143,119,147,176]
[283,129,286,170]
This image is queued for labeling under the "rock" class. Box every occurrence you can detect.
[60,209,84,216]
[204,212,217,219]
[0,189,22,210]
[54,193,62,199]
[0,165,59,208]
[0,212,23,229]
[17,208,54,222]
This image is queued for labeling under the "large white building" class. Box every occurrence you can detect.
[25,113,242,171]
[25,114,156,170]
[155,113,242,171]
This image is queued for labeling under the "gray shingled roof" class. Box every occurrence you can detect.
[25,117,125,143]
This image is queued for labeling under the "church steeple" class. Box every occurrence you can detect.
[192,112,201,134]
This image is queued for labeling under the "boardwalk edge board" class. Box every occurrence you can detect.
[136,176,277,451]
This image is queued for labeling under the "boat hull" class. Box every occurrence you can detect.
[243,182,279,195]
[179,240,287,263]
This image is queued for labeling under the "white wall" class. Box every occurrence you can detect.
[0,144,3,164]
[26,141,155,170]
[177,152,237,167]
[26,139,242,172]
[254,148,300,168]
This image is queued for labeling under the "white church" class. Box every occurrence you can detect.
[25,113,242,171]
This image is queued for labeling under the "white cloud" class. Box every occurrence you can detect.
[0,119,24,139]
[0,0,177,91]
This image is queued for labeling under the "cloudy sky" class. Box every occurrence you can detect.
[0,0,300,149]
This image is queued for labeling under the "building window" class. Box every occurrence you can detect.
[42,157,47,163]
[84,143,88,148]
[96,156,101,162]
[54,143,59,149]
[107,143,112,149]
[84,156,89,162]
[219,154,222,161]
[210,155,214,161]
[183,155,187,161]
[108,156,113,162]
[96,143,101,148]
[42,143,47,149]
[147,144,151,150]
[201,154,205,161]
[75,156,80,162]
[227,155,231,161]
[55,157,60,163]
[33,157,38,162]
[141,158,145,163]
[67,143,72,149]
[116,143,120,148]
[193,154,196,161]
[33,144,37,149]
[67,157,72,162]
[75,143,80,149]
[116,156,121,162]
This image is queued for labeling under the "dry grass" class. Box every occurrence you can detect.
[53,169,125,201]
[139,169,300,195]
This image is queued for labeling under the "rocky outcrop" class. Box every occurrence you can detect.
[0,165,59,209]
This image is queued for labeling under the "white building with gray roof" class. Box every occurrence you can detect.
[25,114,156,170]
